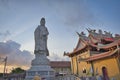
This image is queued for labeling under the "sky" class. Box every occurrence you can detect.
[0,0,120,72]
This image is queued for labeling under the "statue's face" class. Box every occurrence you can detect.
[40,18,45,26]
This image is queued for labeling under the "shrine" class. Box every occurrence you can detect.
[65,28,120,80]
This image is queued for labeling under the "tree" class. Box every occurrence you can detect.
[11,67,25,74]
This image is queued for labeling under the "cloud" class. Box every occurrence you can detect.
[0,40,69,68]
[48,53,70,61]
[0,30,11,41]
[0,40,34,67]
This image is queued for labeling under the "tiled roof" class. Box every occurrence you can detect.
[5,73,25,78]
[86,48,119,61]
[50,61,71,68]
[65,29,120,57]
[90,39,120,49]
[103,38,114,42]
[68,39,120,56]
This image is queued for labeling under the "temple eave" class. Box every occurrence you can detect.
[85,48,120,62]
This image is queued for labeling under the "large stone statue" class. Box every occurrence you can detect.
[25,18,55,80]
[34,18,49,56]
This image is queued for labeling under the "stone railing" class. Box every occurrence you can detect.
[55,75,81,80]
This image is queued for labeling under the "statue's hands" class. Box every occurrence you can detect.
[42,35,47,40]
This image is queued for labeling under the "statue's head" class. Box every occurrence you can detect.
[40,17,45,26]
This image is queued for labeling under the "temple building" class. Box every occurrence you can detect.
[50,61,71,74]
[64,28,120,80]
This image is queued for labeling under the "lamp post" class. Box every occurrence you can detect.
[3,57,7,79]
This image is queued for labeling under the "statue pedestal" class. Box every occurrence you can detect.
[25,52,55,80]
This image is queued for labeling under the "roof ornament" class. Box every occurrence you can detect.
[115,34,120,37]
[104,31,112,37]
[86,28,96,34]
[63,51,69,56]
[76,32,81,37]
[115,34,120,39]
[76,31,88,42]
[98,29,103,35]
[76,31,86,37]
[81,32,86,36]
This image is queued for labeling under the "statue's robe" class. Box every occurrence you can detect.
[34,25,49,56]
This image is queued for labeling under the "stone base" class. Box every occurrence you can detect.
[25,65,55,80]
[25,53,55,80]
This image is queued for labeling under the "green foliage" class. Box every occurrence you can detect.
[11,67,25,74]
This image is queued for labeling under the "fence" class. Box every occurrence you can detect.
[55,75,81,80]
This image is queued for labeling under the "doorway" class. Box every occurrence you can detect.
[102,67,109,80]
